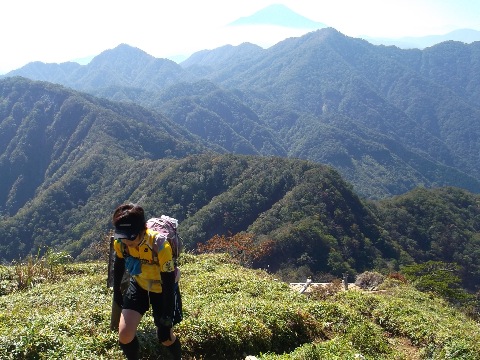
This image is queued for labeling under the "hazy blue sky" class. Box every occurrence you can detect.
[1,0,479,74]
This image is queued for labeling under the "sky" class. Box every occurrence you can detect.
[1,0,479,74]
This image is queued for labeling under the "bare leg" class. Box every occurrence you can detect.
[118,309,143,360]
[119,309,142,344]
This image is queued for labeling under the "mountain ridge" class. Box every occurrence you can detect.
[366,28,480,49]
[3,29,480,199]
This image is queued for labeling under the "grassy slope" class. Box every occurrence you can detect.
[0,254,479,360]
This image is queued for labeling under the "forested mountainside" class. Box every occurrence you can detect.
[0,77,479,291]
[373,187,480,290]
[4,28,480,199]
[0,77,218,211]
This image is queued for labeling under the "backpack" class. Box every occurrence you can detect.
[147,215,183,324]
[146,215,182,282]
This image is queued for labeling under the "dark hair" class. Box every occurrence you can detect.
[112,203,146,229]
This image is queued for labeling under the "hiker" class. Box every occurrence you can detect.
[112,203,182,360]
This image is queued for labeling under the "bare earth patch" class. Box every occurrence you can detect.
[390,336,421,360]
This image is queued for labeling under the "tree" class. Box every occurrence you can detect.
[401,261,472,304]
[197,232,274,267]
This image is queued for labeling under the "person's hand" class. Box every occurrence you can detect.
[113,288,123,307]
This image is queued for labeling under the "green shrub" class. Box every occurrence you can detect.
[309,279,343,301]
[259,338,360,360]
[355,271,385,290]
[177,254,317,358]
[0,269,121,359]
[370,287,480,359]
[1,254,479,359]
[401,261,471,304]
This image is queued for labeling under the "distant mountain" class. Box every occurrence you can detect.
[177,29,480,197]
[226,4,479,50]
[3,29,480,199]
[155,80,286,156]
[5,44,197,97]
[228,4,326,29]
[366,28,480,49]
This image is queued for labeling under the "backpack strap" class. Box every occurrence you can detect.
[120,241,130,258]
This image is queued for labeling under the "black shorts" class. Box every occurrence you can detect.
[123,278,183,328]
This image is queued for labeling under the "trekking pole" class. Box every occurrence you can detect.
[107,235,115,288]
[108,235,122,331]
[110,294,122,331]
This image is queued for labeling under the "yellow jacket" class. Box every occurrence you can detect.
[114,228,175,293]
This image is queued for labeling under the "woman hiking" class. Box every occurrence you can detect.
[112,203,182,360]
